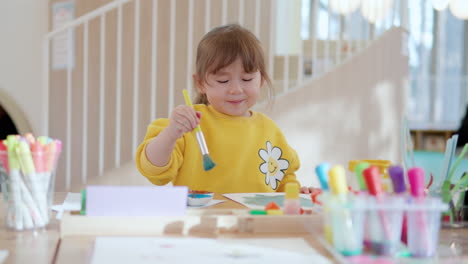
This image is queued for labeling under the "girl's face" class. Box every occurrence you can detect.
[196,58,264,117]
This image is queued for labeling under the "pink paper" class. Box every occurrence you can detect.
[86,186,188,216]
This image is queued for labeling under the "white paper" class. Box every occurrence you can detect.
[52,1,75,70]
[90,237,331,264]
[86,186,187,217]
[0,250,9,264]
[221,238,324,256]
[223,192,317,210]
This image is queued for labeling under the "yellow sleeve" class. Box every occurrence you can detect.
[276,148,301,192]
[135,119,185,185]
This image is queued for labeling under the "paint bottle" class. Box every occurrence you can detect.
[284,183,301,215]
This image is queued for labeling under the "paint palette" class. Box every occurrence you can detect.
[187,190,214,207]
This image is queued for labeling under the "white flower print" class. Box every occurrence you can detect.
[258,141,290,190]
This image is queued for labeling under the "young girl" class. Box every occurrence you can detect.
[136,24,315,194]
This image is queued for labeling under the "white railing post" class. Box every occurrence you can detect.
[82,21,89,185]
[297,0,304,87]
[168,0,176,114]
[268,0,276,87]
[435,9,447,123]
[42,38,50,137]
[222,0,227,25]
[335,13,341,65]
[99,14,106,177]
[132,0,141,156]
[283,20,290,93]
[346,14,352,60]
[66,28,73,190]
[205,0,211,32]
[150,0,158,122]
[239,0,245,26]
[255,0,261,37]
[312,0,318,77]
[187,0,194,97]
[115,4,123,168]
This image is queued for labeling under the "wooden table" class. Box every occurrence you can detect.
[1,193,468,263]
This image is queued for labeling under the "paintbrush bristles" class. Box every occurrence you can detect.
[203,154,216,171]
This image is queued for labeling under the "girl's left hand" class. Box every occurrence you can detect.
[300,186,322,194]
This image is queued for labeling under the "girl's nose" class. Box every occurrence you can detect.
[228,81,243,94]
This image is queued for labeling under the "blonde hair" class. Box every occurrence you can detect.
[193,24,273,105]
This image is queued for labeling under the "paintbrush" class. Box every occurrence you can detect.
[182,89,216,171]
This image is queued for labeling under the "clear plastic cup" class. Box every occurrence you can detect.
[325,194,366,256]
[364,195,406,256]
[441,187,468,228]
[406,197,448,258]
[1,150,60,231]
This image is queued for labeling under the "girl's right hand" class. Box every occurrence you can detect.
[167,105,201,139]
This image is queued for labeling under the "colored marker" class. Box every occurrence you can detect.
[44,140,62,195]
[354,162,370,191]
[363,166,392,237]
[315,163,330,191]
[16,139,46,227]
[329,166,349,200]
[363,166,395,255]
[388,165,408,245]
[24,133,35,145]
[329,165,361,256]
[388,165,406,194]
[31,140,50,224]
[283,183,301,215]
[408,167,432,257]
[3,136,24,230]
[0,140,9,173]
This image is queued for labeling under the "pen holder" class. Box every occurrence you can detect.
[0,150,61,231]
[364,195,405,256]
[324,195,366,256]
[406,197,448,258]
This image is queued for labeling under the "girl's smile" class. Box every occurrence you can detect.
[226,99,245,104]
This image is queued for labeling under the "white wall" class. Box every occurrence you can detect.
[0,0,49,135]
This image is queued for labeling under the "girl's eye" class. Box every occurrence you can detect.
[217,80,229,84]
[242,78,253,82]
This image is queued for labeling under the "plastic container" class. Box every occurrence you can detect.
[187,191,213,207]
[325,194,366,256]
[364,195,406,256]
[1,148,60,231]
[406,197,448,258]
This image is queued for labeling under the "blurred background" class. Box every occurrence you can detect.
[1,0,467,190]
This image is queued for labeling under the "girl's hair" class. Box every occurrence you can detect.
[193,24,273,105]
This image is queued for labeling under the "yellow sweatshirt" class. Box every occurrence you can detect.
[136,104,301,193]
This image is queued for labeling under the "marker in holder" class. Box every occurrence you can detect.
[362,166,406,256]
[406,197,448,258]
[324,193,366,256]
[325,165,366,256]
[365,195,405,256]
[1,136,62,231]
